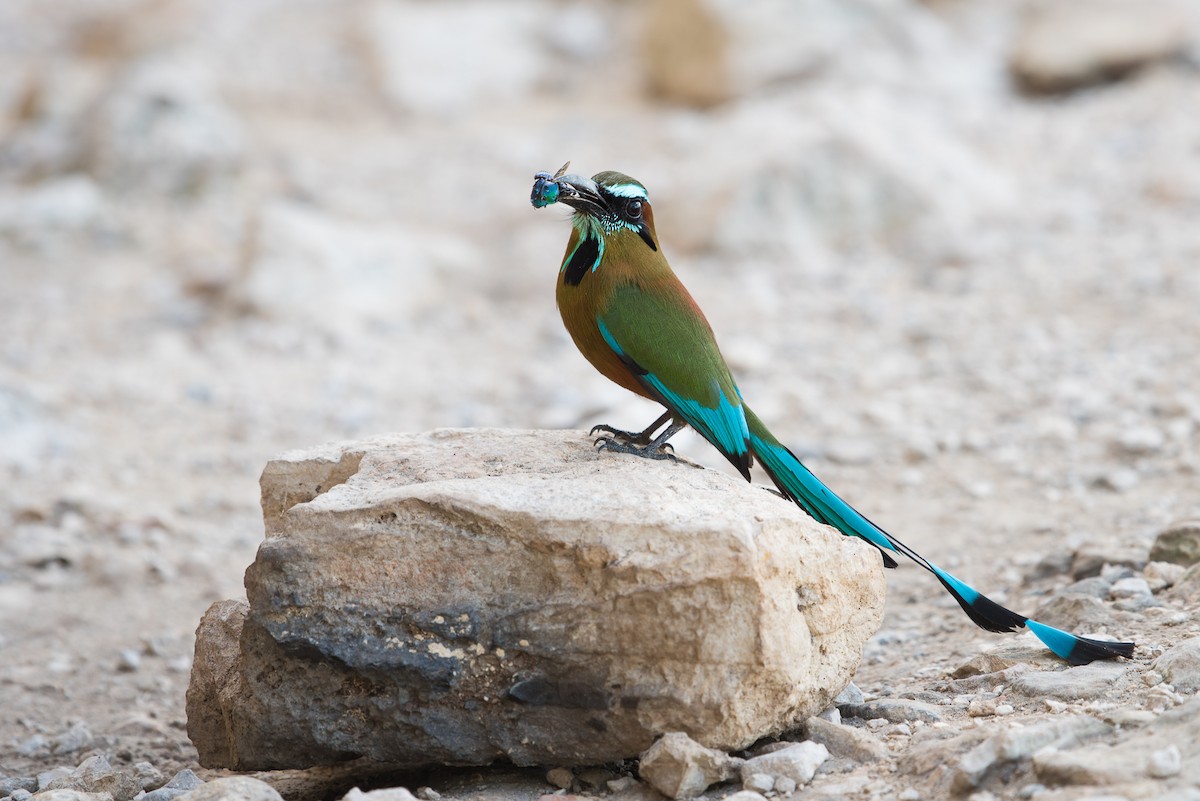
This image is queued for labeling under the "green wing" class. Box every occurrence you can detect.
[596,282,751,477]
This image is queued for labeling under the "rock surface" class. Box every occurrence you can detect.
[1010,0,1189,93]
[187,429,885,770]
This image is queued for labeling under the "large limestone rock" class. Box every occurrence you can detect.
[187,429,885,770]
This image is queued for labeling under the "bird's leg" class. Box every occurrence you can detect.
[595,418,686,462]
[590,410,673,447]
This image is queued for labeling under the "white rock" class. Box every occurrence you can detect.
[1109,577,1151,600]
[340,789,418,801]
[176,777,282,801]
[743,773,774,794]
[740,742,829,788]
[1146,744,1182,779]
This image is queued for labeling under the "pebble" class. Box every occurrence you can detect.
[1112,425,1165,456]
[841,699,941,724]
[132,763,164,792]
[1110,576,1159,611]
[1010,661,1130,700]
[967,698,997,717]
[415,788,440,800]
[804,715,888,763]
[898,790,920,801]
[1153,637,1200,691]
[174,777,283,801]
[50,722,94,755]
[43,755,141,801]
[1109,577,1151,600]
[10,791,33,801]
[832,682,864,706]
[1150,519,1200,567]
[605,777,638,793]
[1010,0,1190,93]
[340,789,418,801]
[141,771,204,801]
[773,777,796,794]
[1143,561,1186,591]
[0,779,38,797]
[544,768,573,790]
[1097,467,1140,492]
[38,769,73,791]
[739,742,829,788]
[575,767,615,790]
[117,649,141,672]
[638,732,742,800]
[1145,744,1182,778]
[743,773,774,794]
[952,715,1110,790]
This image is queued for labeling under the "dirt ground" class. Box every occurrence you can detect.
[2,1,1200,799]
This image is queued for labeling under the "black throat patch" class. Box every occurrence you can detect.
[563,232,601,287]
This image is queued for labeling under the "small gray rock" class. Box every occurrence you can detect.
[742,773,773,794]
[638,732,742,800]
[1010,661,1130,700]
[804,716,888,763]
[116,650,141,672]
[739,742,829,788]
[606,777,639,793]
[11,789,34,801]
[141,770,203,801]
[132,763,164,792]
[840,699,941,724]
[1150,519,1200,567]
[1146,744,1182,778]
[44,756,141,801]
[1109,576,1151,600]
[952,715,1110,790]
[177,777,282,801]
[1144,561,1187,591]
[1154,637,1200,691]
[832,682,864,706]
[37,769,73,792]
[49,723,94,756]
[0,779,38,797]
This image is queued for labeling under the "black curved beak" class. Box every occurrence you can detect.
[555,174,608,216]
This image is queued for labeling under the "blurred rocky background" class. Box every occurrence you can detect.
[3,0,1200,799]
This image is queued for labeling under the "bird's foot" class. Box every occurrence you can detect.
[589,423,653,447]
[594,435,677,463]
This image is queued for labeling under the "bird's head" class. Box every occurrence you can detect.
[532,166,658,253]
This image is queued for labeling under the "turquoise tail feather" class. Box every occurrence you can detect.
[743,407,1134,665]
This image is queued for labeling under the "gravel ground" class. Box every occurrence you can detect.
[2,1,1200,799]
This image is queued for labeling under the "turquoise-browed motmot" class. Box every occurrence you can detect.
[531,164,1134,666]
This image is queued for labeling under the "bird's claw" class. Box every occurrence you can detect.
[593,436,677,463]
[589,423,648,445]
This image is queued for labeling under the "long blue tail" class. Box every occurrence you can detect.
[742,408,1133,665]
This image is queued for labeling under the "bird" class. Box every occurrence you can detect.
[530,163,1134,666]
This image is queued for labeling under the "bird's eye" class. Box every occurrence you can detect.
[625,199,643,219]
